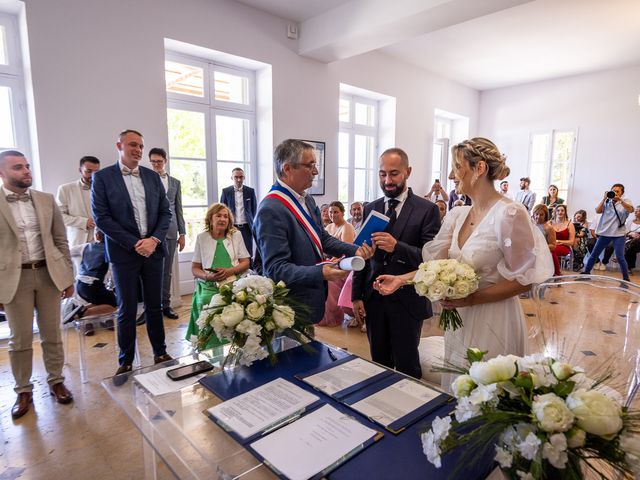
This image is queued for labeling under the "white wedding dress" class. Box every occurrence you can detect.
[422,197,554,389]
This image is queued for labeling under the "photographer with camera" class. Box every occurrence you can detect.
[582,183,633,281]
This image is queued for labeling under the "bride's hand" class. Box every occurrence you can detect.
[373,275,403,295]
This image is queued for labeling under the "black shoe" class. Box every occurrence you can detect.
[163,308,179,320]
[136,311,146,326]
[113,364,132,386]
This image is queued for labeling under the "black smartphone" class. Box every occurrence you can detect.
[166,361,214,381]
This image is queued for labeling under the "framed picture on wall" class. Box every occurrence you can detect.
[299,139,325,195]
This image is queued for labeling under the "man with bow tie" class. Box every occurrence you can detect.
[56,156,101,246]
[148,147,185,320]
[0,150,75,419]
[91,130,173,377]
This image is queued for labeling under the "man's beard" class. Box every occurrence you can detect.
[381,180,406,199]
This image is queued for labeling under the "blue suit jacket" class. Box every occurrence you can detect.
[254,184,358,323]
[91,163,172,263]
[220,185,257,228]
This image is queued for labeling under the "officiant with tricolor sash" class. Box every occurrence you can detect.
[254,139,374,324]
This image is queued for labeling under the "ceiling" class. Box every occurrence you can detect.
[233,0,640,91]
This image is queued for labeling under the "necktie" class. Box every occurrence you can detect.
[385,198,399,230]
[122,166,140,177]
[6,193,30,203]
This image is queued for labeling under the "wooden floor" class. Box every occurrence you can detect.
[0,268,635,479]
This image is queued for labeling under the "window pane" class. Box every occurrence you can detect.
[0,26,7,65]
[0,86,15,148]
[354,135,375,169]
[339,98,350,123]
[216,162,247,201]
[338,168,349,204]
[170,159,207,206]
[167,109,206,158]
[182,206,208,254]
[216,115,249,162]
[165,60,204,97]
[339,132,349,168]
[214,71,249,105]
[354,169,366,202]
[355,102,375,126]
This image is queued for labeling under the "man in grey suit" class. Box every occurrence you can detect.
[0,150,75,419]
[149,148,185,320]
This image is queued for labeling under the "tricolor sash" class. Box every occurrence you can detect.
[266,184,323,259]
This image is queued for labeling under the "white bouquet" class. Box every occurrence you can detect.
[422,348,640,478]
[196,275,310,366]
[412,259,479,331]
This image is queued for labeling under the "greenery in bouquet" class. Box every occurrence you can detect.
[195,275,312,366]
[412,259,479,331]
[422,348,640,479]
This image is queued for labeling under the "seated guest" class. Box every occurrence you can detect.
[532,204,559,275]
[185,204,250,348]
[625,205,640,275]
[435,199,447,222]
[320,203,331,227]
[551,204,575,271]
[542,184,564,218]
[320,201,356,327]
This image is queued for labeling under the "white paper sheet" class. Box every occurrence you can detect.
[250,404,377,480]
[134,364,207,396]
[207,378,319,439]
[350,378,440,427]
[303,358,386,395]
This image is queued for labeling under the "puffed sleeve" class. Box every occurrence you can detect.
[495,202,554,285]
[421,206,468,262]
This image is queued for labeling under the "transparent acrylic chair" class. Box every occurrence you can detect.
[530,274,640,410]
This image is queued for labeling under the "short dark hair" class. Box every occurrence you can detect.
[0,150,25,165]
[148,147,167,160]
[79,156,100,167]
[380,147,409,168]
[612,183,625,194]
[118,129,143,141]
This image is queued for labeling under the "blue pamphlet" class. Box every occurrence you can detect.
[354,211,389,246]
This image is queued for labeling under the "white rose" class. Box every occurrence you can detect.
[551,362,574,381]
[272,305,295,329]
[245,302,265,320]
[221,302,245,328]
[566,427,586,448]
[532,393,574,432]
[469,355,518,385]
[426,281,448,301]
[209,293,226,307]
[566,389,623,437]
[451,374,476,398]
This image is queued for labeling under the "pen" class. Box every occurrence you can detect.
[327,347,337,361]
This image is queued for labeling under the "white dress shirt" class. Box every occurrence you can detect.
[234,188,246,224]
[277,179,310,216]
[119,160,148,237]
[3,185,45,263]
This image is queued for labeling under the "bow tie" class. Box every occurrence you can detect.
[122,166,140,177]
[6,193,30,203]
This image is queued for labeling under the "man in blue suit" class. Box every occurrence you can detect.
[352,148,440,379]
[254,139,373,324]
[92,129,173,376]
[219,167,257,256]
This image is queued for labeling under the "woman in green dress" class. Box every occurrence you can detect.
[186,203,251,348]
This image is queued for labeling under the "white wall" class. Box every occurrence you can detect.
[479,65,640,219]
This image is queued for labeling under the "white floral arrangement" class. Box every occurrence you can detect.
[421,348,640,479]
[195,275,310,366]
[412,259,480,330]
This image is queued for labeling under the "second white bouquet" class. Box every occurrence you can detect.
[412,259,479,331]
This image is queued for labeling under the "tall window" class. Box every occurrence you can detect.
[0,13,29,155]
[338,94,379,206]
[165,53,255,253]
[528,130,577,206]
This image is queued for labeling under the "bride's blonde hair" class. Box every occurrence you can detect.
[452,137,510,181]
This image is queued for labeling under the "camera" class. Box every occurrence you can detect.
[606,191,616,199]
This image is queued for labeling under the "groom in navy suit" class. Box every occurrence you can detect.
[254,139,373,324]
[92,129,173,376]
[352,148,440,379]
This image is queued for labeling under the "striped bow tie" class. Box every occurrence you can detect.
[6,193,30,203]
[122,166,140,177]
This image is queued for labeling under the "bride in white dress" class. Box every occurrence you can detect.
[375,138,553,387]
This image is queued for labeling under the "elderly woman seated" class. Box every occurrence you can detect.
[185,203,250,349]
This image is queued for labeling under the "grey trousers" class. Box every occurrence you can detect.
[162,238,177,309]
[4,267,65,393]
